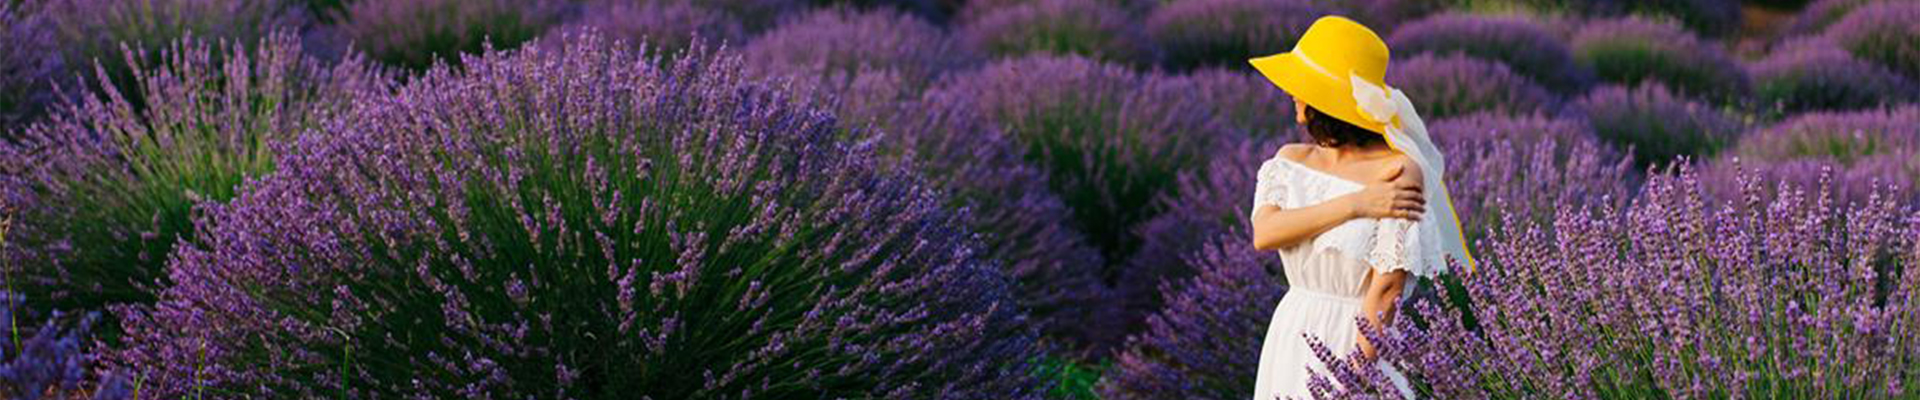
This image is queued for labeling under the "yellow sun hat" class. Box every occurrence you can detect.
[1248,16,1394,136]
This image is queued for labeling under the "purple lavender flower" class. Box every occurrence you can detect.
[813,0,948,17]
[1143,0,1326,70]
[38,0,309,108]
[1790,0,1882,35]
[1099,233,1285,400]
[0,291,124,400]
[929,55,1229,351]
[1438,0,1736,36]
[699,0,808,32]
[834,79,1120,356]
[1572,83,1744,166]
[1749,38,1917,113]
[0,34,387,326]
[1387,13,1592,94]
[1429,113,1639,241]
[743,7,976,87]
[1822,1,1920,81]
[109,33,1043,399]
[543,1,746,55]
[1113,72,1308,354]
[1153,69,1299,139]
[1728,106,1919,164]
[1334,0,1436,29]
[1314,165,1920,398]
[1117,136,1284,329]
[1387,54,1560,120]
[1713,106,1920,203]
[1705,156,1920,207]
[959,0,1154,66]
[338,0,563,71]
[0,2,60,130]
[1572,16,1751,103]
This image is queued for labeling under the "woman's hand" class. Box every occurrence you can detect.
[1345,163,1423,220]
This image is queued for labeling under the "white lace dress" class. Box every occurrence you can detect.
[1249,155,1418,400]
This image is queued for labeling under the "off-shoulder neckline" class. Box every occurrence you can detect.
[1271,156,1365,188]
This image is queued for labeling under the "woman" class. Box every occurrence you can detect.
[1244,16,1475,399]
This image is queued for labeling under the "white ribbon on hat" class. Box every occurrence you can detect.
[1349,73,1476,275]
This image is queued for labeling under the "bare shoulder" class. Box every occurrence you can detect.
[1380,153,1423,183]
[1276,143,1314,163]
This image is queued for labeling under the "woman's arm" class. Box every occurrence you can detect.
[1249,198,1357,251]
[1354,156,1423,360]
[1355,269,1408,359]
[1250,155,1425,251]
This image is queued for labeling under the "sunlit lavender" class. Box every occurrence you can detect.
[1315,166,1920,399]
[1,33,386,329]
[108,34,1042,398]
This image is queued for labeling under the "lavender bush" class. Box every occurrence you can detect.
[1154,69,1299,139]
[850,86,1120,356]
[544,1,746,55]
[110,34,1043,398]
[39,0,308,107]
[0,290,128,400]
[338,0,563,71]
[1117,138,1284,342]
[0,292,84,400]
[743,7,975,88]
[1443,0,1738,37]
[1143,0,1324,70]
[1332,0,1436,29]
[1386,54,1559,120]
[1315,166,1920,399]
[806,0,947,17]
[1706,157,1920,208]
[1386,13,1591,94]
[1750,38,1917,113]
[1790,0,1885,35]
[1573,83,1743,166]
[695,0,809,32]
[1823,1,1920,81]
[931,55,1227,349]
[1429,113,1638,241]
[960,0,1154,66]
[1099,234,1285,400]
[0,2,59,130]
[1729,106,1920,165]
[1572,17,1750,104]
[1717,107,1920,203]
[0,34,385,326]
[1632,0,1742,38]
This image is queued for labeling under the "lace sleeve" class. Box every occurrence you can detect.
[1249,158,1288,222]
[1368,217,1421,275]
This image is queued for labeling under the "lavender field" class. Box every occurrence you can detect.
[0,0,1916,398]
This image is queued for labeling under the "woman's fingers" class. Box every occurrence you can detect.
[1395,190,1424,202]
[1393,199,1424,214]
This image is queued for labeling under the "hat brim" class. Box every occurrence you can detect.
[1249,52,1390,136]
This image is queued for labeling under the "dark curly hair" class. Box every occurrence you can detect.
[1303,105,1385,148]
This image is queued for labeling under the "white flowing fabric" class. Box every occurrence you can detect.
[1348,74,1475,275]
[1247,156,1417,400]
